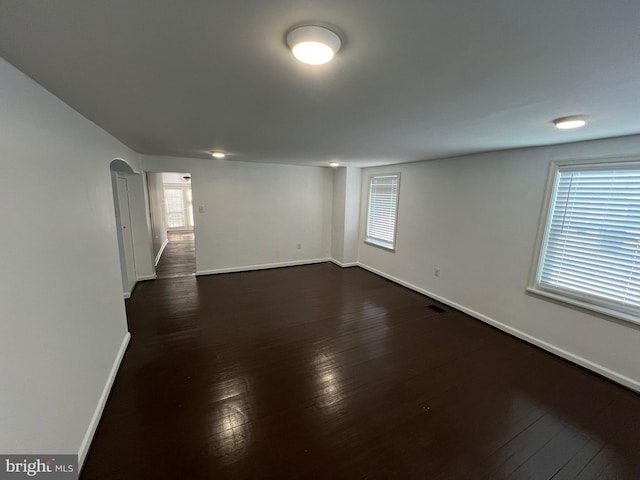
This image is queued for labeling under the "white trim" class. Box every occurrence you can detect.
[137,273,157,282]
[330,258,358,268]
[196,258,331,276]
[526,287,640,327]
[357,262,640,393]
[364,238,395,251]
[78,332,131,470]
[154,238,169,266]
[527,160,558,289]
[122,280,136,299]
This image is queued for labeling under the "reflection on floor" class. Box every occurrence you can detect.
[155,231,195,279]
[84,263,640,479]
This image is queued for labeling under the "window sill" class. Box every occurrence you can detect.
[526,286,640,327]
[364,238,395,252]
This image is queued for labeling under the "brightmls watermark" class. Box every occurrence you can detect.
[0,456,77,479]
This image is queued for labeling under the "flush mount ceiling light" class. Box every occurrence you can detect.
[553,116,587,130]
[328,161,340,167]
[287,25,342,65]
[211,151,226,159]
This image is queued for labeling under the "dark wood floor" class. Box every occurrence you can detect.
[82,263,640,479]
[155,231,195,279]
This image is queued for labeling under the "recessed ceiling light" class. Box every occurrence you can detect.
[553,116,587,130]
[211,152,225,159]
[287,25,342,65]
[328,161,340,167]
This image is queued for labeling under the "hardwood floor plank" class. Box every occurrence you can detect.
[154,231,195,279]
[82,257,640,479]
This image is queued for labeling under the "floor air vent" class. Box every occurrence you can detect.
[426,304,447,314]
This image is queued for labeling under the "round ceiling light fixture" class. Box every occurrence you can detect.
[328,161,340,167]
[553,116,587,130]
[211,151,226,159]
[287,25,342,65]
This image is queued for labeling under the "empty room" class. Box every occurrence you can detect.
[1,1,639,479]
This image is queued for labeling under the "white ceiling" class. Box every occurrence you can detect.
[0,0,639,167]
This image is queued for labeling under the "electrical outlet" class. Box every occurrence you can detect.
[198,205,204,213]
[434,267,440,277]
[297,243,302,250]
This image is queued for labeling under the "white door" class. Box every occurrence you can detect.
[116,176,136,291]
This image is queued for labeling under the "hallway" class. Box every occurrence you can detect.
[155,231,195,279]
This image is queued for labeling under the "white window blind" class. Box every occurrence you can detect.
[366,174,400,250]
[535,164,640,317]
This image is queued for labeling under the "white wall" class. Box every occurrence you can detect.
[0,57,135,463]
[331,168,347,262]
[331,167,361,265]
[343,167,362,264]
[147,172,168,262]
[142,155,333,274]
[358,135,640,391]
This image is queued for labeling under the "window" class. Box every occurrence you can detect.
[164,186,194,230]
[365,174,400,250]
[529,160,640,324]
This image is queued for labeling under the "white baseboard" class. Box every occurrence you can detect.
[196,258,331,276]
[123,280,138,299]
[357,262,640,393]
[136,274,157,281]
[78,332,131,469]
[154,238,169,266]
[330,258,358,268]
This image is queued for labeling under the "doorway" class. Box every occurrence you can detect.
[147,172,196,279]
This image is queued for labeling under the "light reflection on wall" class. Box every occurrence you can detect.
[207,377,253,465]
